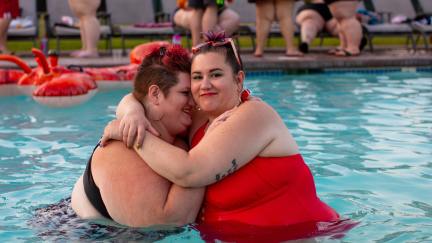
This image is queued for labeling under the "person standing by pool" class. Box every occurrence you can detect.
[0,0,19,54]
[248,0,302,57]
[71,45,205,227]
[101,32,339,228]
[68,0,101,58]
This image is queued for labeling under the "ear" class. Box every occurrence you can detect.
[235,70,245,91]
[148,84,163,105]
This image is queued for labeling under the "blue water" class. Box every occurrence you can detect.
[1,71,431,242]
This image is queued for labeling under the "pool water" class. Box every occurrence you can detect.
[1,71,431,242]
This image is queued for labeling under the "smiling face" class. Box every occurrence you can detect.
[159,72,194,135]
[191,52,243,118]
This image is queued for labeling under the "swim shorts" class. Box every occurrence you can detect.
[324,0,359,6]
[188,0,218,9]
[297,3,333,22]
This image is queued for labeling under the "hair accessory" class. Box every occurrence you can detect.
[159,46,167,56]
[192,37,242,69]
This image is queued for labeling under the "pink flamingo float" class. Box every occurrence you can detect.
[0,41,170,107]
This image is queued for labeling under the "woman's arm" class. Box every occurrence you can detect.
[157,183,205,225]
[134,101,293,187]
[156,137,205,225]
[115,93,159,147]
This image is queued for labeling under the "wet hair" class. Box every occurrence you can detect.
[133,44,191,102]
[191,31,244,74]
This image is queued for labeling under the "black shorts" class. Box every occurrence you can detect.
[324,0,359,6]
[188,0,217,9]
[297,3,333,22]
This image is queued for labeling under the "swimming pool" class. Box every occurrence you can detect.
[1,71,431,242]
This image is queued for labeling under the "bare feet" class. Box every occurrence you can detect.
[71,50,99,58]
[285,49,303,57]
[328,47,343,55]
[70,50,84,57]
[253,49,263,58]
[0,49,14,55]
[334,49,360,57]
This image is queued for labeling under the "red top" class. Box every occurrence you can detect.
[0,0,19,19]
[191,122,339,226]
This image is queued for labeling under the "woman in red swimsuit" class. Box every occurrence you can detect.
[0,0,19,53]
[102,32,343,238]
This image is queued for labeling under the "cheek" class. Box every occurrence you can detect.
[191,85,200,101]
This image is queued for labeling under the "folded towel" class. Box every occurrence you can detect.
[9,16,33,29]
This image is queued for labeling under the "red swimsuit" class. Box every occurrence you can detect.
[191,122,339,227]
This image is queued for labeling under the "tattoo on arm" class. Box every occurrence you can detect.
[215,159,238,181]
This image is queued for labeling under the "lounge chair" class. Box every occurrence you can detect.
[362,0,417,52]
[7,0,40,48]
[411,0,432,49]
[44,0,113,54]
[105,0,174,55]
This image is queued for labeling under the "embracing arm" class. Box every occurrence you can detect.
[155,138,204,225]
[134,101,289,187]
[114,93,159,147]
[116,93,143,119]
[158,180,205,225]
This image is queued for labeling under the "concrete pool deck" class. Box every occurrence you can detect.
[1,47,431,71]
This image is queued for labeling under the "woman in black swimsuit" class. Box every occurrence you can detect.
[71,45,204,227]
[324,0,362,56]
[296,0,338,53]
[180,0,240,46]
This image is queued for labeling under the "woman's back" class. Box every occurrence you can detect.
[72,140,203,227]
[91,141,173,226]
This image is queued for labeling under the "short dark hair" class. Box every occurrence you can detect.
[133,45,191,101]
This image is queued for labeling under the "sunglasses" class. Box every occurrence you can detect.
[191,38,242,69]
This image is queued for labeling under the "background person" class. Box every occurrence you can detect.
[249,0,302,57]
[177,0,239,47]
[0,0,19,54]
[68,0,101,58]
[71,45,204,227]
[325,0,362,56]
[296,0,338,53]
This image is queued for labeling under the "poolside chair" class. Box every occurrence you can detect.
[7,0,40,48]
[44,0,113,54]
[105,0,174,55]
[411,0,432,49]
[362,0,417,52]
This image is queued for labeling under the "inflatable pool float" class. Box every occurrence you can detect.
[0,41,172,107]
[0,68,24,96]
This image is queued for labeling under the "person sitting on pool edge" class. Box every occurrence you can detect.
[296,0,339,54]
[101,31,340,229]
[296,0,367,54]
[71,44,204,227]
[173,0,240,47]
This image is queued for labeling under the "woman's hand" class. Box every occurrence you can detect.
[100,119,122,147]
[205,106,238,135]
[119,111,159,148]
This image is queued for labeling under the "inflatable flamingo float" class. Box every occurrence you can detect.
[0,41,170,107]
